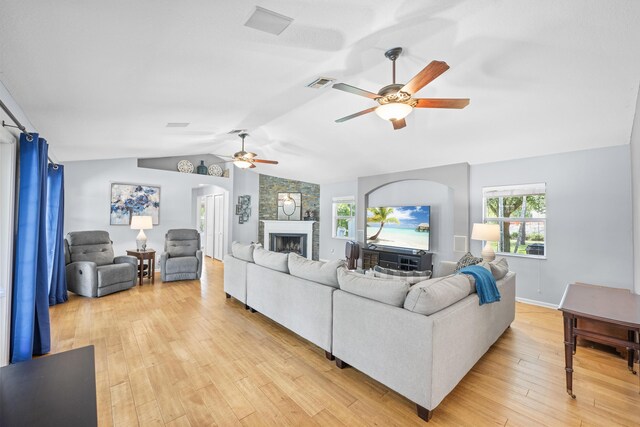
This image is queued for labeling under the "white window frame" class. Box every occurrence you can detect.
[482,183,547,259]
[332,196,356,240]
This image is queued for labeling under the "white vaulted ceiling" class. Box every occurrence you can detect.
[0,0,639,184]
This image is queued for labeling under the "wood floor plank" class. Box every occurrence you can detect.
[48,259,640,426]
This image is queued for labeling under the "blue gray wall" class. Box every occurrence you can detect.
[470,145,634,305]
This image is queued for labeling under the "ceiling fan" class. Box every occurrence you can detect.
[333,47,469,130]
[214,132,279,169]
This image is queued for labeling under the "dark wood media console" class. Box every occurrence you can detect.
[362,247,433,272]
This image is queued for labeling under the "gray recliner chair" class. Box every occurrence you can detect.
[64,230,137,297]
[160,229,203,282]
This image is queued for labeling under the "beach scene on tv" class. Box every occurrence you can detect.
[366,206,430,250]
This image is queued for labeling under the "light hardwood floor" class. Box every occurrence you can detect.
[50,259,640,426]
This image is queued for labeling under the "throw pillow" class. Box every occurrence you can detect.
[337,267,409,307]
[455,252,483,271]
[373,265,432,285]
[488,258,509,280]
[404,274,472,316]
[253,246,289,273]
[287,253,344,288]
[231,241,256,263]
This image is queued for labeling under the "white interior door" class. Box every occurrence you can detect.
[205,196,215,258]
[213,194,224,261]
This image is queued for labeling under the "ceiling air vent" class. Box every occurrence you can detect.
[166,122,190,128]
[306,77,335,89]
[244,6,293,36]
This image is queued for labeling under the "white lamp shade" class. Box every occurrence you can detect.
[375,103,413,121]
[471,223,499,241]
[130,215,153,230]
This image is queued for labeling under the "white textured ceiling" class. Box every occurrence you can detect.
[0,0,639,184]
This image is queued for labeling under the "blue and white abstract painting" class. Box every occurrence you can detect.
[110,183,160,225]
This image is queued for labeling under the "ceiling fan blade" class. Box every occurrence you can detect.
[332,83,380,100]
[415,98,470,109]
[400,61,450,95]
[253,159,279,165]
[335,107,377,123]
[391,119,406,130]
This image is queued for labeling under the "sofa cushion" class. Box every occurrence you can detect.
[404,274,472,316]
[337,267,409,307]
[288,253,344,288]
[68,243,115,266]
[455,252,483,271]
[165,256,199,275]
[232,241,256,263]
[253,247,289,273]
[167,239,198,257]
[373,265,432,285]
[96,263,135,287]
[488,258,509,280]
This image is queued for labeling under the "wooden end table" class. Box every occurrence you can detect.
[558,283,640,398]
[126,249,156,285]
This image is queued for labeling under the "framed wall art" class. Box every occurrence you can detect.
[110,183,160,225]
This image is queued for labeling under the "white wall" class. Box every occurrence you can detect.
[470,145,634,305]
[232,170,260,244]
[319,180,358,261]
[64,158,235,263]
[630,85,640,295]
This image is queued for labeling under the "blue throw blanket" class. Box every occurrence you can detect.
[459,265,500,305]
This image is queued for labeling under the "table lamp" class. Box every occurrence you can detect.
[131,215,153,251]
[471,223,500,261]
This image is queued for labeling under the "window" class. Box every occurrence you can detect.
[332,197,356,239]
[483,183,546,257]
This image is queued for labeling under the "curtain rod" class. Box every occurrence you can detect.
[0,97,57,167]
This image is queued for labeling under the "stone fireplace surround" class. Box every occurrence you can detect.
[262,220,316,260]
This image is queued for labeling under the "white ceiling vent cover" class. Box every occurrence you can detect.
[244,6,293,35]
[306,77,335,89]
[166,122,190,128]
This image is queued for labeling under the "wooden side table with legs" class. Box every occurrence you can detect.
[126,249,156,285]
[558,282,640,398]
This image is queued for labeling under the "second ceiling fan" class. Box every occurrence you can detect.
[214,132,278,169]
[333,47,469,130]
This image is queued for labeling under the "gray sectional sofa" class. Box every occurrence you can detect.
[223,242,516,422]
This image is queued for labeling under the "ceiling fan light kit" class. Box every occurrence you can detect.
[333,47,469,130]
[375,103,413,121]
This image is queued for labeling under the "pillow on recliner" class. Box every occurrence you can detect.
[167,240,198,258]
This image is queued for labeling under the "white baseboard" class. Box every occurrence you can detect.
[515,297,558,309]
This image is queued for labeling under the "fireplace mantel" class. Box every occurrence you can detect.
[262,220,316,259]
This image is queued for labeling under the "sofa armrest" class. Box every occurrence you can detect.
[160,252,169,282]
[195,250,203,278]
[114,255,137,268]
[438,261,457,277]
[427,272,516,409]
[65,261,98,297]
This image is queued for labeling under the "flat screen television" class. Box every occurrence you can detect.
[366,205,431,251]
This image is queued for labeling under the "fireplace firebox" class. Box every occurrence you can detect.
[269,233,307,257]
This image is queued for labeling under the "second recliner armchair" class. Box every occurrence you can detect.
[160,229,203,282]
